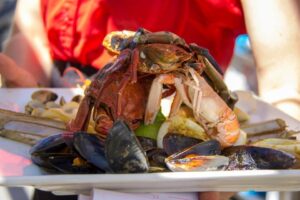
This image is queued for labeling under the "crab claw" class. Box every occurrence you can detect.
[102,30,136,54]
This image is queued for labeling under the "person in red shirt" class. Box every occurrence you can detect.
[40,0,246,73]
[2,0,247,87]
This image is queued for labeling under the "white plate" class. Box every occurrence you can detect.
[0,88,300,195]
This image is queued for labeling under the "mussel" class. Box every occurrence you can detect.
[30,133,101,173]
[30,120,150,174]
[165,140,227,172]
[223,145,296,170]
[105,120,150,173]
[163,133,203,155]
[73,132,111,172]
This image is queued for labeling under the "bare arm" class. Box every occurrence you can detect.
[1,0,54,87]
[241,0,300,120]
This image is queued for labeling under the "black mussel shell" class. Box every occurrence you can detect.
[47,154,103,174]
[73,132,111,172]
[30,134,66,155]
[163,133,203,155]
[30,134,69,167]
[167,139,221,160]
[137,136,157,152]
[147,148,168,169]
[105,120,149,173]
[223,146,296,170]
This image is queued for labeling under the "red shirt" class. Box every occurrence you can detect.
[41,0,246,72]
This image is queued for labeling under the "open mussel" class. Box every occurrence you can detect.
[223,145,296,170]
[30,120,150,174]
[30,133,68,168]
[30,133,101,173]
[105,120,150,173]
[165,140,228,172]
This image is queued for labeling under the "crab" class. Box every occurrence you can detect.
[67,28,240,147]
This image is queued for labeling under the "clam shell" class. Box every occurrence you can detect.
[31,90,58,104]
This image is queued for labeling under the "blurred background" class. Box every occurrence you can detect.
[0,1,298,200]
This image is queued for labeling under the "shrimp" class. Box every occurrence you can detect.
[145,68,240,148]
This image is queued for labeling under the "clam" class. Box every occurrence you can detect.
[25,100,45,115]
[71,95,83,103]
[30,107,46,117]
[61,101,79,116]
[45,101,61,109]
[59,97,66,106]
[31,90,58,104]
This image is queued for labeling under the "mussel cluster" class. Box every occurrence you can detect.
[30,115,298,174]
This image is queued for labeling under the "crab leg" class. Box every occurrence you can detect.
[67,96,93,132]
[168,92,183,118]
[145,74,193,124]
[189,44,238,109]
[144,75,167,125]
[116,49,139,117]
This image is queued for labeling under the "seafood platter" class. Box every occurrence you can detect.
[0,29,300,194]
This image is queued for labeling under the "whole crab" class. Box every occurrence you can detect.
[68,28,239,147]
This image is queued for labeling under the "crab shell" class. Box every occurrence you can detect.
[91,71,152,135]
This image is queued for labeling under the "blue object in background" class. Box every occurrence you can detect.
[235,34,251,55]
[0,0,17,50]
[238,191,266,200]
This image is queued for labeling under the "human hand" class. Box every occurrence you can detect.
[0,53,38,87]
[198,192,235,200]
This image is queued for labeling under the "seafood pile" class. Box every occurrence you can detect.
[1,29,300,174]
